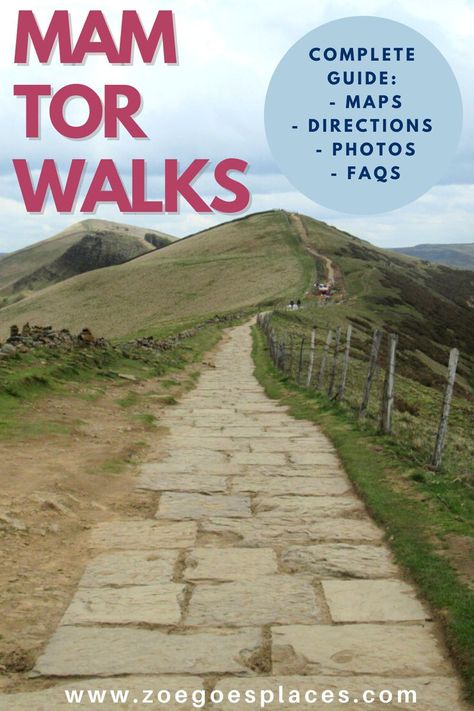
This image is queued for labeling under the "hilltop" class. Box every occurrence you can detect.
[0,219,174,304]
[0,211,311,339]
[0,210,472,382]
[392,242,474,270]
[287,213,474,387]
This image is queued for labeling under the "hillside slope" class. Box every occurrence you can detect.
[292,213,474,386]
[0,219,175,299]
[0,209,473,379]
[392,243,474,270]
[0,211,311,339]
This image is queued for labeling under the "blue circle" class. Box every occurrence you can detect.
[264,16,463,214]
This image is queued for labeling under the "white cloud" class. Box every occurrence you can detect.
[0,0,472,251]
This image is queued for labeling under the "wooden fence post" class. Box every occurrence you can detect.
[317,330,333,390]
[297,336,306,384]
[269,329,276,364]
[359,329,383,418]
[337,325,352,401]
[328,326,341,398]
[380,333,398,434]
[305,327,317,387]
[288,336,294,377]
[278,340,286,371]
[432,348,459,470]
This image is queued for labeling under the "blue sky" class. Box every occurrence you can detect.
[0,0,473,252]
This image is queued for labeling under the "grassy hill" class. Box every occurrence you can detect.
[282,213,474,390]
[0,210,473,359]
[0,209,472,699]
[0,219,175,303]
[393,243,474,270]
[0,211,312,339]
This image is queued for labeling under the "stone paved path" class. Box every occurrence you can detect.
[0,323,469,709]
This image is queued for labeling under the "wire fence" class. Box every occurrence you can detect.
[257,311,461,472]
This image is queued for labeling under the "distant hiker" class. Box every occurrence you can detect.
[296,299,301,309]
[288,300,295,310]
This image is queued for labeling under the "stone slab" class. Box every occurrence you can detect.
[166,417,249,426]
[157,493,252,519]
[237,404,287,412]
[178,408,236,416]
[254,495,364,519]
[234,475,350,496]
[137,470,228,493]
[184,548,278,580]
[272,624,449,676]
[79,550,178,587]
[199,517,384,546]
[211,676,469,711]
[62,584,183,625]
[34,627,262,676]
[322,580,429,622]
[281,544,397,579]
[186,576,321,626]
[244,411,290,418]
[164,437,247,452]
[188,400,269,408]
[264,426,320,434]
[218,428,295,437]
[142,462,242,475]
[238,465,344,478]
[90,520,197,550]
[0,677,205,711]
[230,453,287,466]
[289,452,341,467]
[251,439,335,453]
[158,451,229,467]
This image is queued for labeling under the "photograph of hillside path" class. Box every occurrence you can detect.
[0,210,472,709]
[1,0,473,708]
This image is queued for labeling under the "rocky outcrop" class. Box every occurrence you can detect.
[0,312,244,360]
[1,323,108,357]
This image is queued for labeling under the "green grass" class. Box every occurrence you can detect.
[0,316,235,441]
[116,391,140,408]
[269,304,474,486]
[252,324,474,704]
[159,378,180,389]
[97,456,130,475]
[132,413,157,429]
[0,218,173,299]
[0,211,311,340]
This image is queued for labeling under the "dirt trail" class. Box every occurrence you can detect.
[0,368,201,690]
[289,212,336,284]
[0,323,469,710]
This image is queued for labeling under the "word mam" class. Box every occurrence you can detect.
[15,10,177,64]
[13,10,250,214]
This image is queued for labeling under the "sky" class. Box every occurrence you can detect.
[0,0,473,252]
